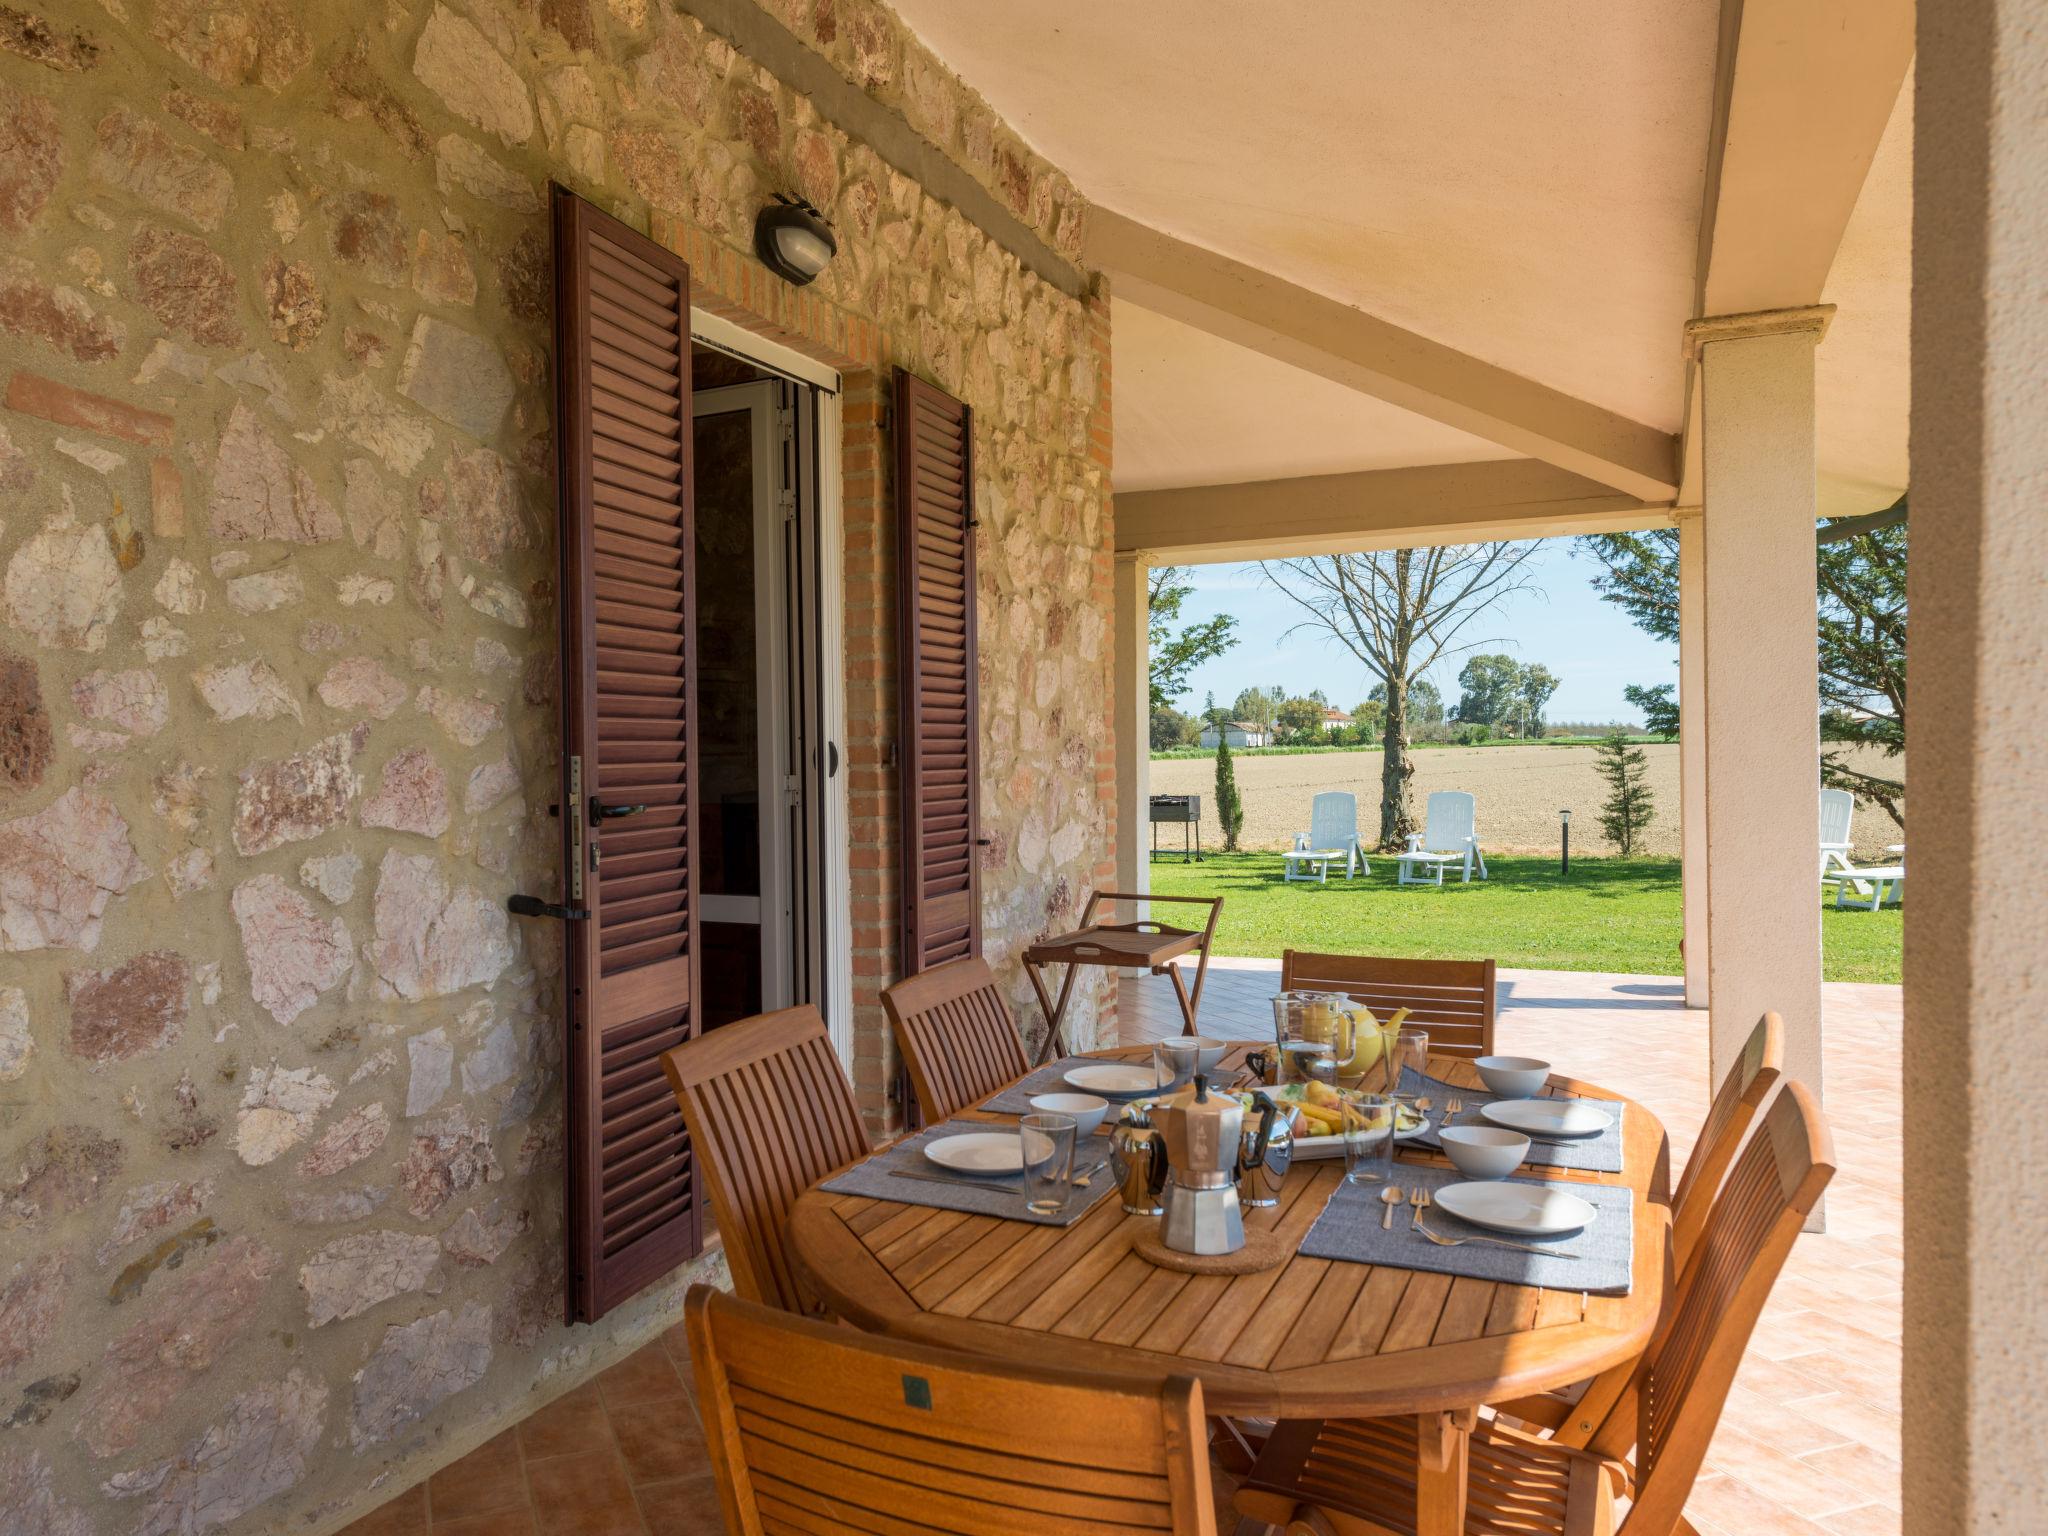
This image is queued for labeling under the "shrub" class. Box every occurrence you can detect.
[1594,728,1657,856]
[1214,736,1245,852]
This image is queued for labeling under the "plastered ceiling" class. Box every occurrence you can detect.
[895,0,1909,511]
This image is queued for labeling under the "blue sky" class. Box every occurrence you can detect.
[1162,541,1678,726]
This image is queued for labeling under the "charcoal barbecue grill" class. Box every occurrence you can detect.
[1149,793,1203,863]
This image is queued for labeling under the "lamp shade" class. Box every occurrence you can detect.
[754,197,837,287]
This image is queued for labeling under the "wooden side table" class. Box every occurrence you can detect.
[1021,891,1223,1064]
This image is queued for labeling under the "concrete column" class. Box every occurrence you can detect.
[1112,552,1150,913]
[1906,7,2048,1529]
[1676,510,1708,1009]
[1687,308,1828,1138]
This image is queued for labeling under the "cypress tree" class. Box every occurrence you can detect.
[1215,734,1245,852]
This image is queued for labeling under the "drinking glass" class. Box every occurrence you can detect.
[1341,1092,1396,1186]
[1382,1028,1430,1102]
[1020,1112,1078,1218]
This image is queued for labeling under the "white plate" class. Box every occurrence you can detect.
[1482,1099,1612,1139]
[1434,1181,1598,1237]
[1064,1063,1162,1098]
[922,1132,1023,1175]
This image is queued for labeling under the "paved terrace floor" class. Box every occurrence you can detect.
[340,964,1901,1536]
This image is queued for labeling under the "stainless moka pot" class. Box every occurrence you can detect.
[1157,1075,1246,1256]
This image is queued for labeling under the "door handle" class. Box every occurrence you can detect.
[589,798,645,821]
[508,894,590,921]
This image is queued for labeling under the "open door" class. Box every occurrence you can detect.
[542,184,701,1322]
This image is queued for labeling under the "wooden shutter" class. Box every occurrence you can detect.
[551,184,701,1322]
[894,368,982,975]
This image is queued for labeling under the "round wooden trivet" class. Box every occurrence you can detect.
[1131,1224,1292,1275]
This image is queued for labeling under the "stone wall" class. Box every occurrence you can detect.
[0,0,1113,1529]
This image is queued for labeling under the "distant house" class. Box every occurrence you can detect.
[1321,706,1352,728]
[1198,720,1272,748]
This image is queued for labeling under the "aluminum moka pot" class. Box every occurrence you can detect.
[1157,1074,1246,1255]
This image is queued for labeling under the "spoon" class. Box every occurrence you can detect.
[1380,1184,1404,1230]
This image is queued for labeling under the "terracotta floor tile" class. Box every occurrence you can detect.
[1684,1473,1842,1536]
[338,1483,429,1536]
[432,1511,539,1536]
[633,1474,727,1536]
[596,1343,690,1410]
[609,1398,710,1486]
[1799,1438,1901,1499]
[1819,1503,1903,1536]
[427,1431,526,1522]
[526,1448,645,1536]
[518,1382,615,1463]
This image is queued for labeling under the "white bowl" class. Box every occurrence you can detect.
[1028,1092,1108,1138]
[1156,1037,1229,1078]
[1440,1125,1530,1180]
[1474,1055,1551,1099]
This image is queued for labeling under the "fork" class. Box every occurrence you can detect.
[1414,1215,1581,1259]
[1408,1185,1429,1230]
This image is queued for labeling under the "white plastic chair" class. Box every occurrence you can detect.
[1818,788,1857,887]
[1282,792,1368,883]
[1394,791,1487,886]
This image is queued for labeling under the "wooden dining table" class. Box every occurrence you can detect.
[788,1042,1673,1536]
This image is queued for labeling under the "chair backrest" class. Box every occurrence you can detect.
[1307,791,1358,848]
[1279,950,1496,1058]
[661,1006,870,1313]
[881,956,1031,1123]
[1423,790,1476,848]
[1668,1012,1783,1268]
[1592,1082,1835,1533]
[1818,787,1854,847]
[687,1284,1217,1535]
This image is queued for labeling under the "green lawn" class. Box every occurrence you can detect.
[1145,854,1902,985]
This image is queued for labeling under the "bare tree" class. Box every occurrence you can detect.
[1263,545,1544,847]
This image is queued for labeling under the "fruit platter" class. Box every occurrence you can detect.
[1261,1080,1431,1158]
[1119,1080,1430,1160]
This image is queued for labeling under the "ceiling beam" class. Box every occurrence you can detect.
[1087,210,1680,504]
[1678,0,1915,502]
[1115,459,1669,565]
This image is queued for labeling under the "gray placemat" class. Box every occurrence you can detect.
[1297,1164,1635,1296]
[1396,1067,1626,1175]
[981,1056,1163,1114]
[818,1122,1115,1228]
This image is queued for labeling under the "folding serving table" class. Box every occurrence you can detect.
[1020,890,1223,1064]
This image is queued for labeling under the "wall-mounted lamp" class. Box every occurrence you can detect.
[753,194,837,287]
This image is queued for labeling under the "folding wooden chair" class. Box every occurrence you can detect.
[1281,949,1497,1059]
[686,1284,1218,1534]
[881,955,1031,1124]
[661,1006,868,1314]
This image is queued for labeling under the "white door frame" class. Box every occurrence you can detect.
[689,309,854,1067]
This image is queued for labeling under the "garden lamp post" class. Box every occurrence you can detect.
[1560,809,1571,875]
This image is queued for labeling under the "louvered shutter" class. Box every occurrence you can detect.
[551,184,701,1322]
[894,368,982,976]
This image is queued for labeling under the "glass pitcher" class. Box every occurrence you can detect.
[1270,991,1351,1088]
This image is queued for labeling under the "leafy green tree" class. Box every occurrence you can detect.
[1274,695,1329,742]
[1269,545,1541,847]
[1149,704,1197,750]
[1453,654,1522,727]
[1594,728,1656,855]
[1214,735,1245,852]
[1516,663,1560,733]
[1349,699,1385,739]
[1624,682,1679,739]
[1146,566,1239,710]
[1578,504,1906,827]
[1231,687,1278,730]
